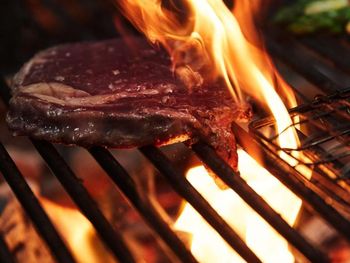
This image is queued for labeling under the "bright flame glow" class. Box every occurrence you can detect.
[175,151,302,262]
[41,199,114,263]
[118,0,312,262]
[119,0,302,163]
[118,0,297,107]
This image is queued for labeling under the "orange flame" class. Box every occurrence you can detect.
[118,0,296,106]
[118,0,301,155]
[118,0,311,261]
[41,199,114,263]
[175,152,300,262]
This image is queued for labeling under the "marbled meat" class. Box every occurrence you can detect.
[7,38,251,171]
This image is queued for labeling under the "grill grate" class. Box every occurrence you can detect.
[0,78,332,263]
[0,142,77,263]
[248,89,350,226]
[251,89,350,184]
[1,7,350,263]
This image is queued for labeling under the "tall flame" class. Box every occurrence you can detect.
[119,0,300,153]
[175,153,300,262]
[118,0,310,262]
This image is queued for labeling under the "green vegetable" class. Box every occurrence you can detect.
[273,0,350,34]
[305,0,348,15]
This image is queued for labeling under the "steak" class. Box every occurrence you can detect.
[7,38,251,171]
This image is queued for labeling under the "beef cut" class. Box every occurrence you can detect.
[7,38,250,171]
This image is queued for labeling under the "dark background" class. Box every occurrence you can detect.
[1,0,264,75]
[0,0,127,74]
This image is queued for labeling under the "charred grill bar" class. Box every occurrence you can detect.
[32,140,137,263]
[0,143,77,263]
[192,142,328,262]
[139,145,263,263]
[1,15,350,263]
[246,90,350,236]
[89,146,199,263]
[0,76,261,263]
[266,30,348,94]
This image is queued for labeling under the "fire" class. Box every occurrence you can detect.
[175,151,300,262]
[40,198,114,263]
[118,0,311,261]
[118,0,301,159]
[118,0,296,106]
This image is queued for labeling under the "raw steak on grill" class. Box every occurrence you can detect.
[6,38,251,171]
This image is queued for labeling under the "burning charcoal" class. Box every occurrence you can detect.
[0,196,119,263]
[0,198,56,263]
[6,38,251,175]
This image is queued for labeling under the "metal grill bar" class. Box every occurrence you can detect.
[89,146,198,263]
[0,143,76,263]
[32,140,136,263]
[0,74,263,263]
[266,30,343,93]
[139,145,262,263]
[192,142,329,263]
[1,6,350,261]
[232,123,350,243]
[250,90,350,185]
[300,36,350,73]
[0,234,16,263]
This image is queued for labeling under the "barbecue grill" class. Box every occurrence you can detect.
[1,1,350,263]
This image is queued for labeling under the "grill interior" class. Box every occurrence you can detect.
[250,89,350,217]
[1,1,350,263]
[254,89,350,182]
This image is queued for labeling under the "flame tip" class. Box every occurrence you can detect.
[118,1,307,261]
